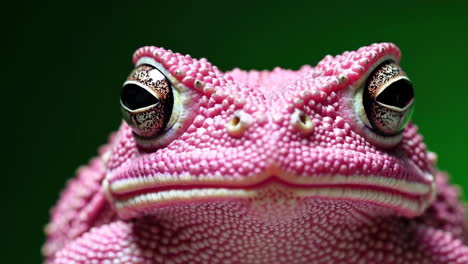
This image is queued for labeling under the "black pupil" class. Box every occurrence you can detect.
[121,84,159,110]
[376,79,414,109]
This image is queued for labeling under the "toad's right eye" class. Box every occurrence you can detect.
[120,64,174,138]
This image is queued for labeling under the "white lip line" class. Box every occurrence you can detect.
[108,173,432,196]
[114,186,425,219]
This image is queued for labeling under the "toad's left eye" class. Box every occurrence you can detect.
[120,64,174,138]
[361,61,415,136]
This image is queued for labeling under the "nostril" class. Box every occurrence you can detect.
[226,111,252,138]
[299,113,308,124]
[230,116,241,127]
[291,109,314,135]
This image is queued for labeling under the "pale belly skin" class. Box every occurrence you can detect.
[44,43,468,263]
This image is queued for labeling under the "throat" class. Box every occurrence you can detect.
[131,199,396,263]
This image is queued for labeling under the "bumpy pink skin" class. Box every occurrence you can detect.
[44,43,468,263]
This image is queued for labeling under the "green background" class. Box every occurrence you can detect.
[5,0,468,262]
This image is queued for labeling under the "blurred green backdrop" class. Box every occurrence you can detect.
[4,0,468,262]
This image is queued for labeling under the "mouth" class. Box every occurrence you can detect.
[104,173,435,219]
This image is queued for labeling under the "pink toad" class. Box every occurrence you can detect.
[44,43,468,263]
